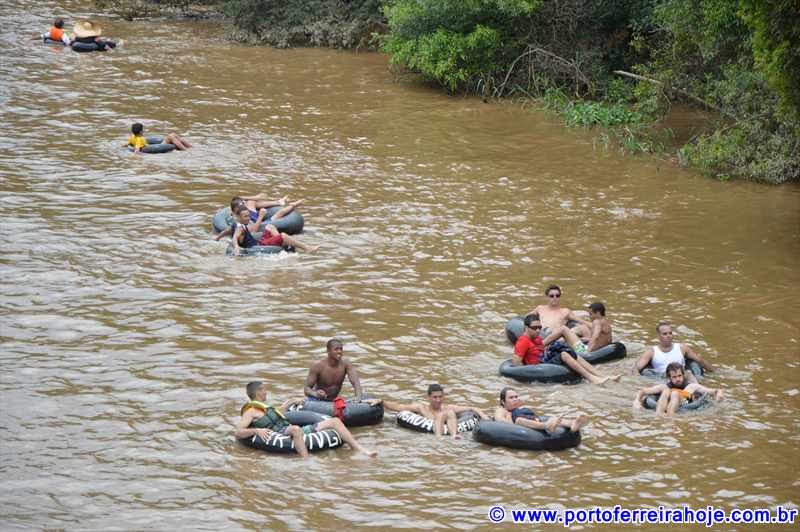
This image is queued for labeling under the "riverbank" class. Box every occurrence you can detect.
[95,0,799,184]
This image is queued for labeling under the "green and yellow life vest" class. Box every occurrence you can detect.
[241,401,289,431]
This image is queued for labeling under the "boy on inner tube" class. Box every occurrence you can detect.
[633,362,723,415]
[39,17,71,45]
[226,195,300,225]
[126,122,192,153]
[228,203,317,255]
[513,313,620,385]
[496,387,588,433]
[632,321,715,379]
[304,339,380,416]
[381,384,490,440]
[235,381,377,457]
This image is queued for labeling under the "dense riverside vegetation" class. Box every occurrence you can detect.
[100,0,799,183]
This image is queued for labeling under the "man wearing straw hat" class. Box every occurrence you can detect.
[72,20,116,51]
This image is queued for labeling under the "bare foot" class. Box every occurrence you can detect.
[545,416,562,433]
[305,245,321,253]
[278,195,288,206]
[452,434,462,441]
[570,414,589,432]
[357,447,378,457]
[609,374,622,382]
[591,376,610,385]
[290,199,304,208]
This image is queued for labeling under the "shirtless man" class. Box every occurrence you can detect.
[382,384,489,440]
[304,338,364,402]
[541,301,612,353]
[632,322,715,379]
[531,284,591,338]
[234,381,376,457]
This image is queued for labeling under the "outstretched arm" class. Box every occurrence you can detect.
[633,348,655,374]
[633,384,667,408]
[383,401,421,413]
[683,345,714,372]
[687,383,723,400]
[345,360,363,402]
[214,227,233,241]
[303,365,326,399]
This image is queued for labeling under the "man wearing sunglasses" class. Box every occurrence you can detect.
[512,313,618,384]
[531,284,591,339]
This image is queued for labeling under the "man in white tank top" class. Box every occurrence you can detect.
[633,322,715,379]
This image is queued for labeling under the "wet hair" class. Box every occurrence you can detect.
[326,338,343,351]
[499,386,515,405]
[523,313,541,328]
[589,302,606,316]
[131,122,143,136]
[54,18,64,28]
[233,203,249,216]
[665,362,684,378]
[545,284,561,296]
[246,381,263,400]
[656,321,671,334]
[427,383,444,395]
[230,196,245,211]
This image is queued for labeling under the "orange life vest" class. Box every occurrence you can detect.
[49,27,64,41]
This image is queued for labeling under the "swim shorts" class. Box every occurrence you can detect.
[259,233,284,247]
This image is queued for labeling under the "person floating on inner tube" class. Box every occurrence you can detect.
[39,17,71,45]
[304,339,380,416]
[380,384,490,440]
[530,284,592,339]
[72,20,116,51]
[496,387,589,434]
[215,196,306,242]
[513,314,620,385]
[633,362,723,415]
[632,321,715,379]
[228,203,317,255]
[235,381,376,458]
[226,195,297,225]
[541,301,613,353]
[126,122,192,153]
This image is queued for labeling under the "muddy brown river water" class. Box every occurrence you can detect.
[1,1,799,530]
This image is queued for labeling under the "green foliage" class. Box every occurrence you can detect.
[382,0,540,92]
[739,0,800,119]
[224,0,383,47]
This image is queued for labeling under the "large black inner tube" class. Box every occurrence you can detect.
[71,40,116,53]
[239,428,342,454]
[498,342,627,384]
[290,398,384,427]
[395,410,479,434]
[472,419,581,451]
[499,359,582,384]
[129,136,176,154]
[238,409,342,454]
[212,206,305,236]
[43,37,67,46]
[643,392,711,412]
